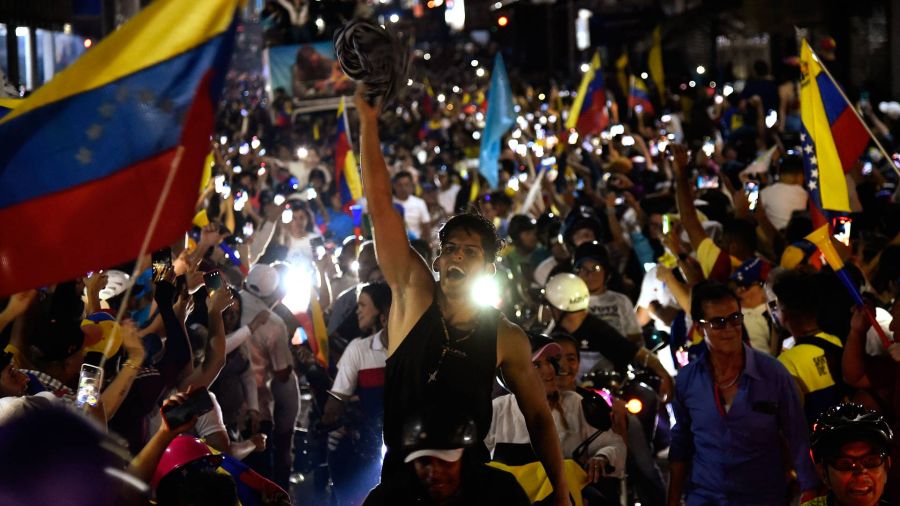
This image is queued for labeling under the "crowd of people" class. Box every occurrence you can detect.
[2,8,900,506]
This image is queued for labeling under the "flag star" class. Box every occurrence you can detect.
[809,155,817,165]
[75,147,93,165]
[810,169,818,179]
[808,180,817,190]
[86,124,103,140]
[115,86,130,103]
[98,103,115,118]
[800,133,807,142]
[137,89,155,103]
[803,144,814,155]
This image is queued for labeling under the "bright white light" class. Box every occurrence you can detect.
[239,143,250,155]
[234,191,249,212]
[710,81,717,88]
[471,59,479,67]
[219,135,228,145]
[452,85,461,93]
[508,139,519,150]
[475,112,484,121]
[315,17,325,31]
[281,265,312,313]
[518,173,527,182]
[660,114,671,123]
[407,78,413,86]
[640,72,649,80]
[568,131,579,145]
[306,188,317,200]
[580,63,590,73]
[251,138,261,150]
[512,128,522,138]
[515,144,528,157]
[610,124,625,136]
[389,14,400,23]
[702,141,714,156]
[475,68,485,77]
[233,165,242,174]
[281,209,293,224]
[472,131,481,140]
[621,135,635,147]
[493,1,502,8]
[765,110,778,128]
[696,65,706,75]
[434,146,441,154]
[723,84,734,96]
[533,144,545,157]
[350,260,360,273]
[507,178,520,191]
[257,167,266,176]
[274,194,286,206]
[437,93,446,103]
[297,147,309,159]
[14,27,28,37]
[471,274,501,308]
[688,80,696,88]
[714,95,723,104]
[424,53,431,61]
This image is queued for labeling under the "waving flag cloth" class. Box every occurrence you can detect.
[628,76,655,116]
[478,53,517,189]
[335,96,362,210]
[566,51,609,137]
[799,38,869,214]
[0,98,19,119]
[0,0,239,296]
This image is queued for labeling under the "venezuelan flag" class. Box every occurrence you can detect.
[0,97,19,119]
[335,96,362,210]
[648,26,666,103]
[566,51,609,136]
[628,76,655,115]
[799,39,869,213]
[0,0,239,296]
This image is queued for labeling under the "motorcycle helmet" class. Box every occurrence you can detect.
[544,273,590,312]
[572,241,611,271]
[810,403,893,463]
[151,435,224,489]
[561,206,605,247]
[402,408,477,464]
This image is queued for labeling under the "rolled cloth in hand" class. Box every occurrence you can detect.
[333,18,408,107]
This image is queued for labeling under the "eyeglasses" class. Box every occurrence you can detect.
[828,453,887,472]
[698,311,744,330]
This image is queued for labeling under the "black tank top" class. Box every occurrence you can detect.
[381,297,499,478]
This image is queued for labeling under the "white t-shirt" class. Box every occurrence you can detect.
[438,184,461,215]
[393,195,430,239]
[760,182,808,230]
[332,331,388,396]
[194,391,227,438]
[635,265,678,332]
[241,290,293,421]
[587,291,642,338]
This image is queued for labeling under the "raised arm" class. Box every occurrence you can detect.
[497,320,570,506]
[668,144,708,251]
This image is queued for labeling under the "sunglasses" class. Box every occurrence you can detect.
[698,311,744,330]
[828,453,887,472]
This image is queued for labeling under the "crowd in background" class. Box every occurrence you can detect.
[2,8,900,506]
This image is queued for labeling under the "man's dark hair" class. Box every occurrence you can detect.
[392,170,414,183]
[753,60,769,77]
[779,154,804,176]
[439,213,502,260]
[487,191,513,210]
[722,218,758,253]
[771,268,819,318]
[690,280,742,322]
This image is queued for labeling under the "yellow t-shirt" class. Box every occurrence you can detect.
[778,332,843,395]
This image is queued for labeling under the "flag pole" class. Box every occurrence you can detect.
[808,42,900,178]
[99,145,187,366]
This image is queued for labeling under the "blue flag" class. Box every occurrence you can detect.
[478,53,516,189]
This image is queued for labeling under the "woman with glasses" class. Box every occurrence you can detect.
[667,281,820,506]
[805,403,893,506]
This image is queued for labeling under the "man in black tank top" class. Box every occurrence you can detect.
[354,87,571,506]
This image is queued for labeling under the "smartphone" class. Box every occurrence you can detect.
[862,161,873,176]
[310,236,326,259]
[744,181,760,211]
[161,387,214,429]
[152,247,173,280]
[204,270,223,292]
[697,175,719,189]
[662,214,671,235]
[76,364,104,408]
[833,216,852,247]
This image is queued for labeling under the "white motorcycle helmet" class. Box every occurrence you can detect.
[544,273,590,312]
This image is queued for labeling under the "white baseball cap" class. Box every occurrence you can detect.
[404,448,464,464]
[246,264,280,298]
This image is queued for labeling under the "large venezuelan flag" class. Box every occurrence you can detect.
[0,0,238,296]
[335,96,362,210]
[0,97,19,119]
[628,77,655,115]
[799,39,869,213]
[566,51,609,136]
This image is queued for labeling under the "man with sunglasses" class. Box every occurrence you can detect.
[668,281,819,506]
[805,403,893,506]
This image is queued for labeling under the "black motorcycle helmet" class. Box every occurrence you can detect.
[572,240,611,271]
[561,206,606,247]
[401,408,478,458]
[810,403,894,463]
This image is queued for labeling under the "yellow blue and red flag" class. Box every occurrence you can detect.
[628,76,655,115]
[335,96,362,210]
[799,39,869,213]
[566,51,609,136]
[0,0,239,295]
[0,97,19,119]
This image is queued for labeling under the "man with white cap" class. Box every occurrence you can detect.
[365,408,530,505]
[241,263,298,490]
